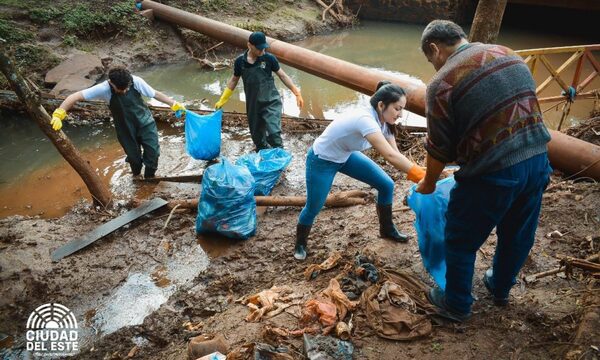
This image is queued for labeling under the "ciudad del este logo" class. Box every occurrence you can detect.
[26,303,79,354]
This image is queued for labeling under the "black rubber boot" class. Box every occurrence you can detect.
[376,204,409,242]
[294,224,312,260]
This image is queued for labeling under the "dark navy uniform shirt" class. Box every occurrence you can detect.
[233,51,281,78]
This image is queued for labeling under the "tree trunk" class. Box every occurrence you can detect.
[0,47,112,208]
[468,0,508,44]
[136,190,370,210]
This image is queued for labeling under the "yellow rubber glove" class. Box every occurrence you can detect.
[407,164,426,183]
[171,101,186,118]
[215,88,233,109]
[170,101,186,113]
[51,108,67,131]
[291,86,304,109]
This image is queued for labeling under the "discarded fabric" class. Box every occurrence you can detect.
[303,334,353,360]
[185,110,222,160]
[236,148,292,195]
[240,285,296,322]
[196,158,256,239]
[304,251,342,280]
[361,269,435,341]
[187,333,228,360]
[406,176,456,289]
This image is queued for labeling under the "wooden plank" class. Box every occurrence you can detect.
[537,55,570,94]
[516,44,600,57]
[51,198,168,262]
[535,50,583,93]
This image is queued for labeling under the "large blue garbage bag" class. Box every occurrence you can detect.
[185,110,222,160]
[406,176,456,290]
[196,157,257,239]
[235,148,293,196]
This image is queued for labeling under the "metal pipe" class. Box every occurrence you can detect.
[140,0,600,180]
[139,0,426,115]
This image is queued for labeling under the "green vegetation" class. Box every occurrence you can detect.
[200,0,229,12]
[0,19,34,43]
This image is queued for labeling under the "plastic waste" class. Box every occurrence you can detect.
[235,148,292,195]
[406,176,456,290]
[303,334,353,360]
[185,110,222,160]
[187,334,228,360]
[196,158,256,239]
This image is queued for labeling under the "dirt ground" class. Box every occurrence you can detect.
[1,119,599,360]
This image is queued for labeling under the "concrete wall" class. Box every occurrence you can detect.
[346,0,477,25]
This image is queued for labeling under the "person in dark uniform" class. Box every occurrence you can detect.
[51,67,185,179]
[215,31,304,150]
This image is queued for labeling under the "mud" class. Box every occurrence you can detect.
[1,119,599,359]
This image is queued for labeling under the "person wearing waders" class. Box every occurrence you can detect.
[50,67,186,179]
[293,81,427,261]
[417,20,552,322]
[214,31,304,151]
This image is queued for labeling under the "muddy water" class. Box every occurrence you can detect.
[1,21,599,219]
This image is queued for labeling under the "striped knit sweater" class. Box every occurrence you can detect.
[425,42,551,178]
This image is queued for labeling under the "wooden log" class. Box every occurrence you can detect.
[524,253,599,283]
[134,190,369,210]
[0,46,112,207]
[469,0,508,44]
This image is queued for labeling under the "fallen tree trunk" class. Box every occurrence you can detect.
[0,47,112,208]
[134,190,369,210]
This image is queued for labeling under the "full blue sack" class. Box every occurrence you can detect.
[235,148,292,196]
[185,110,222,160]
[406,176,456,290]
[196,157,257,239]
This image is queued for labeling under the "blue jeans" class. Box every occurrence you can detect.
[298,147,395,225]
[444,153,552,314]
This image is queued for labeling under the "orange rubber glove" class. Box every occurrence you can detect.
[407,164,426,183]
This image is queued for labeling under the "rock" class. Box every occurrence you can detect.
[50,74,97,97]
[45,51,104,87]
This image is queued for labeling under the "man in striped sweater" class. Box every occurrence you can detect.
[416,20,552,322]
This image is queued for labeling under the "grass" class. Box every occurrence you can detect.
[0,19,34,43]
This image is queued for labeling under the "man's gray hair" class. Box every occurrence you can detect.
[421,20,467,54]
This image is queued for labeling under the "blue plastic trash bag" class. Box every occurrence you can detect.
[235,148,292,196]
[196,157,257,239]
[406,176,456,290]
[185,110,222,160]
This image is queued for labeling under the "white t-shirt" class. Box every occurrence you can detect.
[81,75,156,102]
[313,106,393,163]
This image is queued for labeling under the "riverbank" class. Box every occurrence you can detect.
[0,121,598,358]
[0,0,353,92]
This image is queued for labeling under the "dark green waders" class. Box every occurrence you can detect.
[109,86,160,177]
[241,60,283,151]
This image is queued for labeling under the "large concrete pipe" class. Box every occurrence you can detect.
[140,0,600,180]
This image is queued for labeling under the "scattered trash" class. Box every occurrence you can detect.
[187,333,228,360]
[303,333,353,360]
[236,148,293,195]
[196,158,257,239]
[361,269,435,340]
[302,298,338,328]
[354,253,379,283]
[262,325,319,344]
[335,321,351,340]
[239,286,299,322]
[226,342,293,360]
[185,110,222,160]
[197,352,226,360]
[406,176,456,289]
[304,251,342,280]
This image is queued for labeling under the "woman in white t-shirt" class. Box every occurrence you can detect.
[294,81,425,260]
